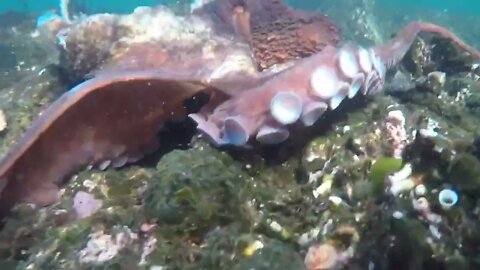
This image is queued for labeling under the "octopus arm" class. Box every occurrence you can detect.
[192,22,480,147]
[0,70,213,217]
[374,21,480,68]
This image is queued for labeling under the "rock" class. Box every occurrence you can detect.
[426,71,446,95]
[386,70,415,93]
[142,147,252,234]
[403,38,435,77]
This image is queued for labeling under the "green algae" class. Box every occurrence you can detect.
[370,157,403,194]
[448,153,480,191]
[141,145,310,268]
[389,217,431,269]
[143,147,254,233]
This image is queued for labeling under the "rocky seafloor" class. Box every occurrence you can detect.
[1,3,480,270]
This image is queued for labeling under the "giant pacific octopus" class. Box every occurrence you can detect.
[0,0,479,219]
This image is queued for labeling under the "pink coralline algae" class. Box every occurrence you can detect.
[384,110,408,158]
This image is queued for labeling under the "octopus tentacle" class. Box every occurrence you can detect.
[374,21,480,69]
[0,70,215,216]
[192,22,480,146]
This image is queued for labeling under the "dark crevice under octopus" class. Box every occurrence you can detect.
[0,0,479,219]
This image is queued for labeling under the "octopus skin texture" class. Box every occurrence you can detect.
[189,21,480,146]
[53,0,340,82]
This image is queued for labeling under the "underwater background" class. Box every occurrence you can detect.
[0,0,480,270]
[2,0,480,13]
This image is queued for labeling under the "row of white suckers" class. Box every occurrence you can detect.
[94,151,143,171]
[253,46,388,144]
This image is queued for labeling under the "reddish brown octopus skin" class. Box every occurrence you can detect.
[55,0,340,82]
[246,0,341,70]
[0,70,222,217]
[190,21,480,147]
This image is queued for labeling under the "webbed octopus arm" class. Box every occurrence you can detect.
[0,70,216,216]
[190,21,480,146]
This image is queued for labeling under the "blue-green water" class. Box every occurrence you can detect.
[1,0,480,14]
[0,0,171,14]
[385,0,480,12]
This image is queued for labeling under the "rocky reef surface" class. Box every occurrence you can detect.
[0,2,480,270]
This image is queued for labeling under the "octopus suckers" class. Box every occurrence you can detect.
[256,125,289,144]
[369,48,386,80]
[348,74,365,98]
[329,82,349,109]
[362,72,375,95]
[223,116,250,146]
[270,91,303,125]
[310,67,338,99]
[338,48,359,79]
[357,47,372,73]
[301,101,327,126]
